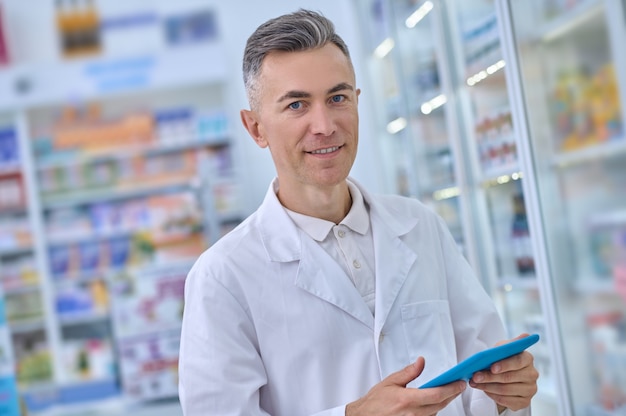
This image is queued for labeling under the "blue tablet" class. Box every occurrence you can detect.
[419,333,540,389]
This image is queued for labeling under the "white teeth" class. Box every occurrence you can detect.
[310,146,339,154]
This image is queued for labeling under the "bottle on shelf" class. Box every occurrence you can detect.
[511,192,535,276]
[55,0,101,58]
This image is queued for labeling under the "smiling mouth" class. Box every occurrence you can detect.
[308,146,341,155]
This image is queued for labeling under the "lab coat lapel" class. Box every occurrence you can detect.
[354,180,418,337]
[257,179,374,330]
[371,219,417,336]
[294,238,374,330]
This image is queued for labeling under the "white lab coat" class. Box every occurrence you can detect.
[178,178,530,416]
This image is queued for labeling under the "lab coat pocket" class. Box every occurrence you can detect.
[401,300,456,387]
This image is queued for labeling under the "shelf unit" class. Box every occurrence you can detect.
[498,0,626,414]
[355,1,557,413]
[444,4,557,412]
[0,25,242,414]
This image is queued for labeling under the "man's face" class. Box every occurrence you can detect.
[242,43,360,196]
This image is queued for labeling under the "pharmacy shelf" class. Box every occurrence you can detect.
[41,179,200,209]
[46,226,205,249]
[0,245,33,257]
[57,311,110,327]
[497,275,539,291]
[8,317,46,334]
[47,229,137,248]
[3,283,40,296]
[587,209,626,227]
[551,138,626,168]
[539,0,604,43]
[574,277,615,295]
[479,163,521,185]
[35,136,230,171]
[0,7,241,413]
[0,163,20,175]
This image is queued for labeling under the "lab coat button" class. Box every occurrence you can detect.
[379,332,385,342]
[353,259,361,269]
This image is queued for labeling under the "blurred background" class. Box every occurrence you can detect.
[0,0,624,415]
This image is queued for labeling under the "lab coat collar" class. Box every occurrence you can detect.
[256,178,302,263]
[257,177,419,332]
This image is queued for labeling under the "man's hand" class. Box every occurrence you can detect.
[469,333,539,413]
[345,357,466,416]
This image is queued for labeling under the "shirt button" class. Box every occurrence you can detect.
[353,259,361,269]
[337,230,345,238]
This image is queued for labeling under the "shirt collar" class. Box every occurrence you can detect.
[283,179,370,242]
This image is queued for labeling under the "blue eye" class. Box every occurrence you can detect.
[289,101,302,110]
[331,95,345,103]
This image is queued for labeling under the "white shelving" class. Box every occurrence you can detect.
[539,0,604,42]
[0,3,244,413]
[551,137,626,168]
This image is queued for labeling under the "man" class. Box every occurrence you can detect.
[178,9,538,416]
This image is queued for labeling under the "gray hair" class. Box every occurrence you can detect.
[242,9,353,110]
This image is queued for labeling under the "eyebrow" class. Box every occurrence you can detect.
[277,82,355,103]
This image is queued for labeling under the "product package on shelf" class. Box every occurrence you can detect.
[110,267,185,402]
[550,63,623,153]
[0,251,38,292]
[0,216,32,252]
[117,329,180,402]
[474,108,517,174]
[55,0,102,59]
[12,331,52,388]
[0,126,19,169]
[55,279,109,320]
[110,267,185,340]
[0,290,20,415]
[585,308,626,412]
[163,8,218,47]
[60,338,115,383]
[45,189,205,282]
[4,290,45,324]
[510,192,535,276]
[0,126,25,214]
[462,12,500,79]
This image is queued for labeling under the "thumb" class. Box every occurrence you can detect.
[384,357,425,387]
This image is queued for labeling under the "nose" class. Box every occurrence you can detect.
[309,103,336,136]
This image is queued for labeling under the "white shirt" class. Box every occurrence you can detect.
[285,180,376,313]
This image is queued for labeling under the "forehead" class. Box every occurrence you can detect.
[259,44,355,98]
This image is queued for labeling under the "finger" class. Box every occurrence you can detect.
[420,380,467,401]
[472,379,537,412]
[490,351,533,373]
[495,333,530,347]
[481,389,535,412]
[472,353,537,384]
[414,380,467,410]
[384,357,425,387]
[471,379,537,398]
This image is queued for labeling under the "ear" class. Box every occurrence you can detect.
[240,109,268,148]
